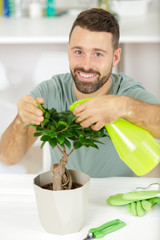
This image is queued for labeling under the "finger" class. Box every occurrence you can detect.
[75,115,85,123]
[23,111,44,125]
[75,113,91,124]
[130,202,137,216]
[126,203,132,213]
[148,198,156,207]
[19,102,44,124]
[79,117,97,128]
[18,95,38,111]
[17,95,45,125]
[91,122,104,131]
[141,200,152,212]
[137,201,145,217]
[73,102,88,115]
[24,102,43,117]
[33,116,44,125]
[24,95,38,106]
[36,97,45,105]
[152,197,160,205]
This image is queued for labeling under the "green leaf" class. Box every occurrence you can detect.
[24,123,34,129]
[79,132,85,138]
[79,138,87,144]
[97,128,105,138]
[89,143,99,149]
[40,135,51,141]
[70,124,82,130]
[67,132,78,137]
[93,139,104,144]
[48,138,57,149]
[34,132,43,137]
[35,126,44,131]
[67,114,77,124]
[73,141,83,149]
[57,120,69,128]
[36,102,45,114]
[51,125,56,131]
[52,120,58,128]
[40,141,46,149]
[24,123,38,129]
[47,131,57,138]
[57,135,65,145]
[44,111,50,119]
[41,119,49,127]
[64,139,71,149]
[50,108,57,115]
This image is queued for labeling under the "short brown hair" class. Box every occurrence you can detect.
[69,8,120,50]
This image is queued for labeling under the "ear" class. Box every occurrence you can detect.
[113,48,121,67]
[67,42,69,55]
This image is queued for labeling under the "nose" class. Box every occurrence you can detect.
[81,54,93,71]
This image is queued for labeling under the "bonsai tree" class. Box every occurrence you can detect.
[26,102,108,191]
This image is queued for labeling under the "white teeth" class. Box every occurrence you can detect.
[79,72,95,78]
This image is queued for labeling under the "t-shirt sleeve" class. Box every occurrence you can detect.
[30,83,43,98]
[28,73,73,112]
[115,73,160,104]
[29,79,58,109]
[121,86,160,104]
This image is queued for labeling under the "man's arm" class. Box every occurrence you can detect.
[73,95,160,139]
[0,95,44,165]
[121,96,160,139]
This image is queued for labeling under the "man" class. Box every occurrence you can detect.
[0,8,160,177]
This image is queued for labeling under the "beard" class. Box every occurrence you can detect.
[70,65,112,94]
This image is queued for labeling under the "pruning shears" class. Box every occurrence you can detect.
[83,219,126,239]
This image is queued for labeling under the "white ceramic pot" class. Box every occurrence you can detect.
[33,169,90,235]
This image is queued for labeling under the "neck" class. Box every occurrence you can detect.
[74,77,111,100]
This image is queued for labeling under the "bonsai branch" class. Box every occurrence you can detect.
[56,144,76,165]
[51,144,76,191]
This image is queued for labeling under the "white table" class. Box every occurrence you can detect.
[0,174,159,240]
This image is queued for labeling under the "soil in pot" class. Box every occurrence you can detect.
[42,182,83,190]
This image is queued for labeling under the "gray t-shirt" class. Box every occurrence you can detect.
[30,72,160,177]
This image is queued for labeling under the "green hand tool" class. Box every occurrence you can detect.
[83,219,126,239]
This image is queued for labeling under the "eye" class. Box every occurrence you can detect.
[76,50,82,55]
[95,52,102,57]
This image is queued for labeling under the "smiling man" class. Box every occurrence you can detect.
[69,26,116,95]
[0,8,160,177]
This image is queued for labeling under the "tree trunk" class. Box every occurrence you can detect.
[50,156,72,190]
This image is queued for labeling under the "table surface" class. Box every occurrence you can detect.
[0,7,159,44]
[0,174,160,240]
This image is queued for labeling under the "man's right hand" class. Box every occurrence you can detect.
[17,95,45,126]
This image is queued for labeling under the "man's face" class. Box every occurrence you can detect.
[68,26,119,94]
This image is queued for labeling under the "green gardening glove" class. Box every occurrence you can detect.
[107,190,160,217]
[123,190,160,216]
[126,197,160,217]
[122,190,160,201]
[107,190,160,205]
[126,200,152,216]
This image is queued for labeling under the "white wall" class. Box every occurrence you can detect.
[0,43,69,174]
[123,43,160,99]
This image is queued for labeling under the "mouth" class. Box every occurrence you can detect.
[77,71,98,82]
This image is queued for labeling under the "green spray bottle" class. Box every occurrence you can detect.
[69,97,160,176]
